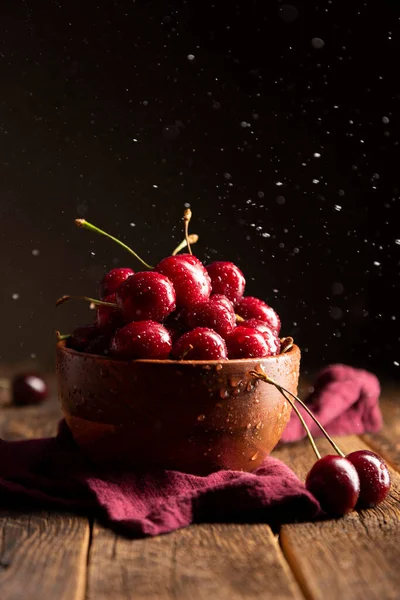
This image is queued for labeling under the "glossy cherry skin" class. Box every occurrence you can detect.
[95,293,124,333]
[156,254,212,309]
[306,455,360,516]
[110,321,172,359]
[346,450,391,507]
[186,295,236,338]
[226,326,276,359]
[171,327,228,360]
[235,297,281,335]
[12,374,48,406]
[206,261,246,304]
[99,267,134,299]
[242,319,281,355]
[67,325,99,352]
[116,271,176,323]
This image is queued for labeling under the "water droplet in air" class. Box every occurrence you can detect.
[382,116,390,124]
[311,37,325,49]
[12,293,19,300]
[197,414,206,422]
[332,282,344,295]
[279,4,299,23]
[330,306,343,320]
[32,249,40,256]
[187,54,195,61]
[334,205,342,212]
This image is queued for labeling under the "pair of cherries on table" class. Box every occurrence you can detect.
[59,214,391,519]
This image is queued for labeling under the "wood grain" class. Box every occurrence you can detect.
[0,511,89,600]
[0,389,90,600]
[362,392,400,471]
[0,395,61,440]
[274,436,400,600]
[87,523,303,600]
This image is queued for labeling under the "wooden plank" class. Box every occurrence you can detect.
[0,511,89,600]
[362,394,400,472]
[274,436,400,600]
[0,390,90,600]
[0,394,61,441]
[87,523,304,600]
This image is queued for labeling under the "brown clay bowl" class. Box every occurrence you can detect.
[56,341,300,474]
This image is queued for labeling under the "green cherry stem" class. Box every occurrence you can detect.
[56,295,117,308]
[172,233,199,256]
[75,219,153,269]
[55,331,71,341]
[250,370,345,458]
[183,209,193,255]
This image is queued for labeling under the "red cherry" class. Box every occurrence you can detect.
[186,294,236,338]
[99,267,134,298]
[156,254,211,309]
[110,321,172,359]
[85,335,111,356]
[226,326,276,359]
[346,450,391,507]
[95,293,124,333]
[235,297,281,335]
[116,271,176,322]
[206,261,246,304]
[12,374,48,406]
[306,455,360,516]
[241,319,281,355]
[67,325,99,351]
[172,327,228,360]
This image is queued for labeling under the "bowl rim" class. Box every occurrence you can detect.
[56,340,300,366]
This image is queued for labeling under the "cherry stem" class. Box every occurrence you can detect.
[0,378,10,389]
[75,219,153,269]
[172,234,199,256]
[251,370,345,458]
[56,331,71,341]
[183,209,193,255]
[56,295,117,308]
[250,371,321,459]
[180,344,194,360]
[280,336,294,353]
[235,314,245,324]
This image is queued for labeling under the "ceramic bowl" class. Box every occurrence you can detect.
[56,341,300,473]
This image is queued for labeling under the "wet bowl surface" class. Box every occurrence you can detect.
[56,341,300,473]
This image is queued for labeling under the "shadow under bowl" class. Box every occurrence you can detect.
[56,341,300,474]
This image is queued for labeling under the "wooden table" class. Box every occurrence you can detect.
[0,381,399,600]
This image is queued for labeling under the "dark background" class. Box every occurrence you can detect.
[0,0,399,379]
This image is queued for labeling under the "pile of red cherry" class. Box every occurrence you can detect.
[63,221,282,361]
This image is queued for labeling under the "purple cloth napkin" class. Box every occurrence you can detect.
[0,364,382,536]
[281,364,382,443]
